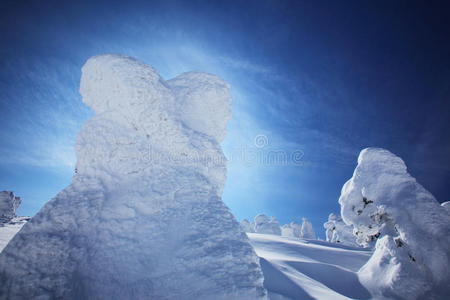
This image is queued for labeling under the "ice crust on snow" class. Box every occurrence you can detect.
[323,213,359,247]
[339,147,450,299]
[0,191,21,223]
[0,54,267,299]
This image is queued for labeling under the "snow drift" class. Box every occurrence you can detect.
[0,54,267,299]
[339,148,450,299]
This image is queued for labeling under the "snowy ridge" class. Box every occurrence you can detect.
[0,55,266,299]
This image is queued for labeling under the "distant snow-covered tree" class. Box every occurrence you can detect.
[254,214,281,235]
[240,219,255,233]
[339,148,450,299]
[323,213,358,247]
[300,218,316,239]
[0,191,21,223]
[281,222,302,238]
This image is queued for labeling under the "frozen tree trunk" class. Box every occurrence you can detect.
[0,55,267,300]
[339,148,450,299]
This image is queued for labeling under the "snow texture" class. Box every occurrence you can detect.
[0,54,267,300]
[249,233,372,300]
[254,214,282,235]
[0,191,21,223]
[442,201,450,215]
[323,213,358,247]
[339,147,450,299]
[0,217,29,253]
[300,218,316,239]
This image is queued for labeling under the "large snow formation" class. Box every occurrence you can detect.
[0,191,21,223]
[0,54,267,299]
[339,148,450,299]
[323,213,358,247]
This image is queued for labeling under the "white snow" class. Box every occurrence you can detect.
[281,222,302,238]
[248,233,372,300]
[339,147,450,299]
[442,201,450,215]
[0,217,28,252]
[0,54,267,299]
[323,213,359,247]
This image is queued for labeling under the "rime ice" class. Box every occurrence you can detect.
[339,148,450,299]
[0,55,267,300]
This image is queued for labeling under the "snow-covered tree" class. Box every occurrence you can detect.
[254,214,281,235]
[339,148,450,299]
[240,219,255,233]
[0,55,267,299]
[0,191,21,223]
[300,218,316,239]
[281,222,302,238]
[323,213,358,247]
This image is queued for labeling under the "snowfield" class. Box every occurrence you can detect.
[248,233,373,300]
[0,217,28,252]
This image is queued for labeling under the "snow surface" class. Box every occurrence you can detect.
[0,54,267,299]
[339,148,450,299]
[248,233,372,300]
[0,217,28,253]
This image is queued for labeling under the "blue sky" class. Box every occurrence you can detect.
[1,0,449,236]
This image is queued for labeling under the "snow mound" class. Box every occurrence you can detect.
[0,54,267,299]
[323,213,358,247]
[0,191,21,223]
[339,148,450,299]
[248,233,372,300]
